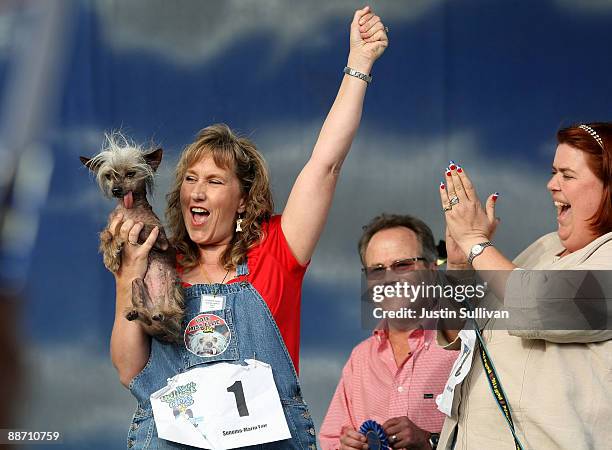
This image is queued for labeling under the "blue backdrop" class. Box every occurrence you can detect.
[1,0,610,448]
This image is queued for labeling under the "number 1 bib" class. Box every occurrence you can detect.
[150,359,291,449]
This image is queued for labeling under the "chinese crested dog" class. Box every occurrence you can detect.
[81,134,183,342]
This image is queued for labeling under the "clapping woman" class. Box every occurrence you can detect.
[438,123,612,449]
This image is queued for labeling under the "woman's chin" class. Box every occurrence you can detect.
[556,228,597,253]
[187,230,210,245]
[187,230,234,248]
[556,225,570,243]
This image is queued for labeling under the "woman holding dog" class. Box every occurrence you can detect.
[438,123,612,449]
[109,6,388,449]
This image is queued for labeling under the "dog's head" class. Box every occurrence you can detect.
[190,330,227,355]
[80,132,162,209]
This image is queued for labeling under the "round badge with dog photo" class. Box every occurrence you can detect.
[184,313,231,358]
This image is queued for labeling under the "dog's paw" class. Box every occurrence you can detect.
[153,239,169,252]
[104,253,121,273]
[125,310,139,321]
[100,229,113,243]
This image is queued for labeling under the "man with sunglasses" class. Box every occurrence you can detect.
[319,214,457,450]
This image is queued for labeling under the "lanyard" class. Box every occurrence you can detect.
[460,288,526,450]
[475,328,524,450]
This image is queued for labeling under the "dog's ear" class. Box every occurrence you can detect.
[80,156,100,173]
[144,148,163,172]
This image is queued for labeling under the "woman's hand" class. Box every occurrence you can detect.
[109,213,159,283]
[108,213,157,387]
[348,6,388,73]
[439,163,499,256]
[445,226,470,269]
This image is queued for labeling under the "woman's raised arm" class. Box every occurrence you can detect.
[282,6,388,265]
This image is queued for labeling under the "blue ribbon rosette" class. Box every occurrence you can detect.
[359,420,390,450]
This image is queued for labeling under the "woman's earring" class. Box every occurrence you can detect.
[236,214,243,232]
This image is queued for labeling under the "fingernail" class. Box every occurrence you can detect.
[449,163,457,171]
[457,165,463,173]
[440,181,445,190]
[446,170,451,177]
[492,192,500,201]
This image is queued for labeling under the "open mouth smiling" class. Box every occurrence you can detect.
[190,207,210,225]
[554,200,571,220]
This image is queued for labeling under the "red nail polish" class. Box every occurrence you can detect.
[457,167,463,173]
[446,170,451,177]
[440,183,445,190]
[449,164,457,170]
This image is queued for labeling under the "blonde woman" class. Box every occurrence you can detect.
[109,6,388,449]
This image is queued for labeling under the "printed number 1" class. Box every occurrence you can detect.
[227,380,250,417]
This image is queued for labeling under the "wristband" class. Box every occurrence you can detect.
[343,66,372,84]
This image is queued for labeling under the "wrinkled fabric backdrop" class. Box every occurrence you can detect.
[0,0,610,448]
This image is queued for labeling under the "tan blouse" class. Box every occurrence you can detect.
[438,231,612,450]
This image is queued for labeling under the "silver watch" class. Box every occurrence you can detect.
[467,241,492,264]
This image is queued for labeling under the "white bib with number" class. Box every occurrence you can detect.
[150,359,291,449]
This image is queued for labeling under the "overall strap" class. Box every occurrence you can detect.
[236,258,249,277]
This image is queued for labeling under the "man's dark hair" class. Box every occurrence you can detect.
[358,213,437,266]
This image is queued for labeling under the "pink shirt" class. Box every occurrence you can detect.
[319,327,458,450]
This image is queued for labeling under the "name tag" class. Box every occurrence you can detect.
[436,329,476,416]
[200,294,225,312]
[151,359,291,449]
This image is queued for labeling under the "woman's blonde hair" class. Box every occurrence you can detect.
[166,124,274,271]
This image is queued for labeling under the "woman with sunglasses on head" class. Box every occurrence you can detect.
[437,123,612,449]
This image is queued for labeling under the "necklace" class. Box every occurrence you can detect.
[200,262,230,297]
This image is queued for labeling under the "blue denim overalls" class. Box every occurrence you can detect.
[126,260,317,449]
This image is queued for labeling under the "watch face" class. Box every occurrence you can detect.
[472,244,483,255]
[430,434,440,445]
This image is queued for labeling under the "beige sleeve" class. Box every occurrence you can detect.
[507,244,612,343]
[508,328,612,343]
